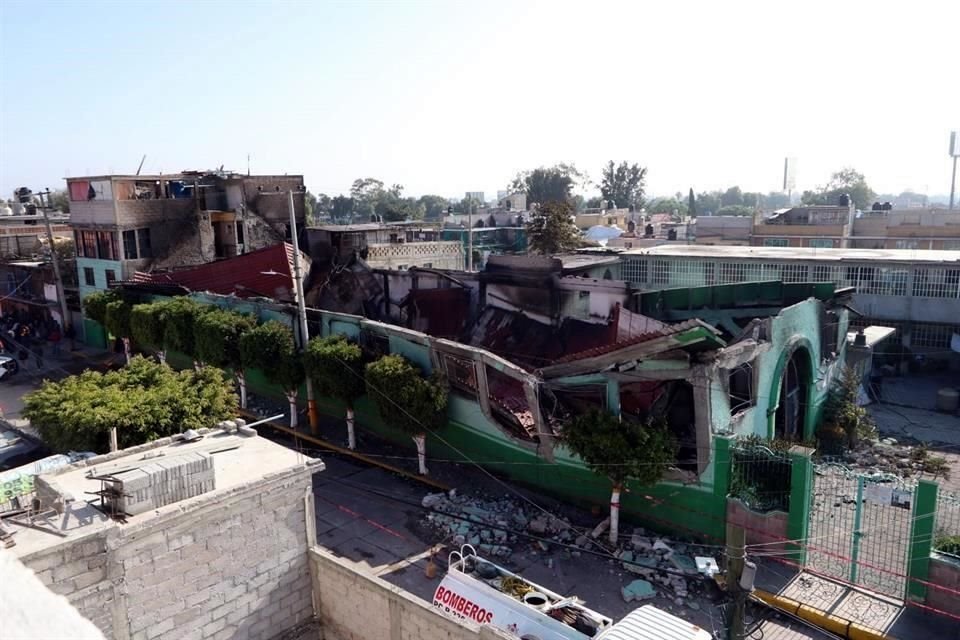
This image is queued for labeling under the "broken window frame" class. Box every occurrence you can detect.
[728,363,754,416]
[138,228,153,259]
[437,351,479,399]
[122,230,138,260]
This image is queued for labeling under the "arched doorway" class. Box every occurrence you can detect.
[774,346,812,440]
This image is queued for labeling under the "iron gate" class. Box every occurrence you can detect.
[806,463,915,599]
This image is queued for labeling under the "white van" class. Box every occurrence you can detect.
[433,545,711,640]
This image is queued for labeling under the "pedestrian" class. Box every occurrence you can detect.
[49,325,62,356]
[34,343,44,370]
[64,324,76,352]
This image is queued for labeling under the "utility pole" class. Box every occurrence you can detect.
[41,189,71,334]
[726,521,746,640]
[467,203,473,271]
[288,190,319,434]
[950,155,957,211]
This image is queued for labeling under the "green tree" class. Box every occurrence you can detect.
[240,321,304,428]
[647,198,687,216]
[305,335,366,449]
[418,195,450,220]
[526,200,581,254]
[511,165,582,207]
[23,356,236,453]
[801,168,875,210]
[716,205,755,217]
[105,299,133,364]
[562,410,676,545]
[695,191,721,216]
[162,297,207,365]
[720,186,744,207]
[195,308,258,409]
[130,300,171,363]
[330,195,354,222]
[823,366,876,449]
[83,290,120,326]
[687,188,696,218]
[350,178,386,219]
[304,190,318,224]
[600,161,647,210]
[764,192,791,209]
[50,189,70,213]
[365,354,448,475]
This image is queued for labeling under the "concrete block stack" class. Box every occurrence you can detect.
[108,452,215,516]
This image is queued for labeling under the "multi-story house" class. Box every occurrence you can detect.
[66,171,305,298]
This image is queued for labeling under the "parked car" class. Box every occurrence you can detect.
[0,354,19,381]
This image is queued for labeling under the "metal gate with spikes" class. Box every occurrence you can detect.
[806,463,915,599]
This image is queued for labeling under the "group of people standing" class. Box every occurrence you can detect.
[0,312,76,369]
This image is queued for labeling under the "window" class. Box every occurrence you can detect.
[895,239,919,250]
[913,268,960,299]
[809,238,834,249]
[81,231,97,258]
[105,270,117,287]
[96,231,116,260]
[123,230,138,259]
[84,267,95,287]
[763,238,789,247]
[74,231,84,257]
[422,262,433,268]
[780,264,808,282]
[138,228,152,258]
[728,363,753,415]
[236,222,245,246]
[812,265,837,283]
[911,323,960,349]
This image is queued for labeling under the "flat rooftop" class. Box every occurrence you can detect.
[621,244,960,265]
[557,253,621,270]
[7,427,320,557]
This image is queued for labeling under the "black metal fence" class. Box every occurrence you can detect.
[729,439,793,513]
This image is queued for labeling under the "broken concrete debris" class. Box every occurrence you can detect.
[420,492,719,612]
[621,579,656,602]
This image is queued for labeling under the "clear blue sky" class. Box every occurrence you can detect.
[2,0,958,201]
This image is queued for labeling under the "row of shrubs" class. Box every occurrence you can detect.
[77,291,449,472]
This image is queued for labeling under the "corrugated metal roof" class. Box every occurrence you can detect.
[597,605,711,640]
[130,243,303,301]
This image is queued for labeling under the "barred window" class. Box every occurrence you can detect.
[809,238,835,248]
[781,264,809,283]
[621,258,647,284]
[911,323,960,349]
[763,238,789,247]
[812,264,838,283]
[913,269,960,298]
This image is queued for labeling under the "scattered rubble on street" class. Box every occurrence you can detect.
[419,490,723,612]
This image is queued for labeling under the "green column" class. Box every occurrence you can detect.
[714,436,732,499]
[907,480,939,602]
[787,446,815,565]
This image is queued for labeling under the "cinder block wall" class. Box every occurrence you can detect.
[309,547,511,640]
[21,462,318,640]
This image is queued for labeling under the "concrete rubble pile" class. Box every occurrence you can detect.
[420,491,716,611]
[421,490,575,558]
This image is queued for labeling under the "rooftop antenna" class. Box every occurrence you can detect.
[135,154,146,176]
[247,153,250,176]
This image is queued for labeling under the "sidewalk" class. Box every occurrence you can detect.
[755,560,957,639]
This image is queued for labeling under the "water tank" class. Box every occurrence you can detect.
[882,201,893,211]
[0,203,12,216]
[838,193,851,207]
[872,202,882,211]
